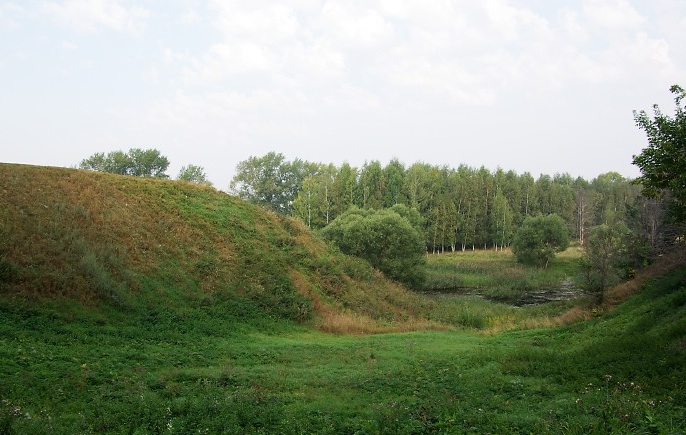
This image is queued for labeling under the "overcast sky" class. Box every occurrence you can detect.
[1,0,684,188]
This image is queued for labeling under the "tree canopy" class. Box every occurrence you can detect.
[79,148,170,178]
[512,214,569,268]
[320,207,426,288]
[177,164,212,186]
[229,152,318,214]
[633,84,686,221]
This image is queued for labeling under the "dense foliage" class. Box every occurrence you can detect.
[231,155,658,255]
[320,206,426,288]
[633,84,686,222]
[512,214,570,268]
[581,223,631,301]
[229,152,318,214]
[79,148,170,178]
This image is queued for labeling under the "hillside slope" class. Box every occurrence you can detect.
[0,163,434,332]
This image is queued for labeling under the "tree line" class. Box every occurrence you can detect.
[229,153,671,255]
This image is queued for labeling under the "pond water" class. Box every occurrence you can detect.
[507,277,583,306]
[425,277,585,307]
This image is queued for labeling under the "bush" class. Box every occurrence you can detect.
[512,214,569,268]
[320,207,426,288]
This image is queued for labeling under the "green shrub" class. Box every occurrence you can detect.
[321,207,426,288]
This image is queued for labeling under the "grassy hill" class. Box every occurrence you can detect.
[0,163,440,333]
[1,163,685,433]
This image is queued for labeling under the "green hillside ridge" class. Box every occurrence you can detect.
[0,163,436,333]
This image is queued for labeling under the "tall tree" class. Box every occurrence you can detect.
[490,191,514,250]
[573,178,594,244]
[292,164,336,228]
[382,159,407,207]
[633,84,686,221]
[519,172,538,217]
[230,152,294,213]
[332,163,358,216]
[404,162,433,211]
[127,148,170,178]
[581,223,631,302]
[358,160,385,209]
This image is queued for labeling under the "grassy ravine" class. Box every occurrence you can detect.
[1,163,685,433]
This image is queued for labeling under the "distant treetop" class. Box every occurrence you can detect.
[79,148,170,179]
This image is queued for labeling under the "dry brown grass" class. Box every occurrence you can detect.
[1,164,240,300]
[314,310,449,335]
[549,245,686,326]
[604,246,686,306]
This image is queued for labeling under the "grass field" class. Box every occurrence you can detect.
[1,266,685,433]
[1,163,685,433]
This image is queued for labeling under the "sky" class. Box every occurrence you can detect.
[1,0,685,189]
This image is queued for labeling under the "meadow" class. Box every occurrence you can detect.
[2,265,685,433]
[1,164,685,433]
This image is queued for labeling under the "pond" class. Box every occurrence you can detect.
[424,277,585,307]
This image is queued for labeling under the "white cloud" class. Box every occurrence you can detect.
[61,40,78,50]
[582,0,645,31]
[482,0,552,44]
[40,0,150,35]
[560,8,590,43]
[287,39,346,81]
[616,32,676,79]
[210,2,301,43]
[366,1,560,103]
[183,40,276,83]
[0,2,23,30]
[179,8,201,26]
[320,83,381,111]
[318,1,395,50]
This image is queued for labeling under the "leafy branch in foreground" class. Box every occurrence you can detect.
[633,84,686,222]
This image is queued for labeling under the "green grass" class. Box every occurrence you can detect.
[1,266,685,433]
[1,163,685,433]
